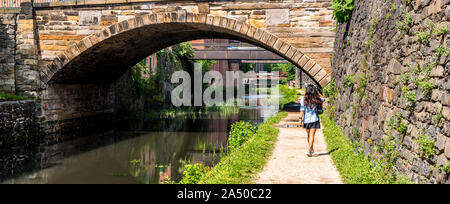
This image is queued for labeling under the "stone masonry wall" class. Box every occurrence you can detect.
[332,0,449,183]
[15,0,40,97]
[40,83,115,144]
[0,13,17,93]
[0,100,41,180]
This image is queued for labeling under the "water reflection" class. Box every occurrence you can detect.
[2,107,277,184]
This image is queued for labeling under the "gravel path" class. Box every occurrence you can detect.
[255,112,343,184]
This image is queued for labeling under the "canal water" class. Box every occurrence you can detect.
[1,106,279,184]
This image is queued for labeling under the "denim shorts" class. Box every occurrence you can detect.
[303,121,321,129]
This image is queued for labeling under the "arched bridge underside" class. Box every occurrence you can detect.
[40,12,331,87]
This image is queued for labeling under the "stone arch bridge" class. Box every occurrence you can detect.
[0,0,335,137]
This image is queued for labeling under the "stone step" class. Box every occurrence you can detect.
[281,116,301,121]
[278,121,301,126]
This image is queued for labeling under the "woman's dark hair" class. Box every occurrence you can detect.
[304,84,323,109]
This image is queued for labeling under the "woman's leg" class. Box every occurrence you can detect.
[305,129,311,146]
[308,128,316,151]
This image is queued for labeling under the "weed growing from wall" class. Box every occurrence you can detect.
[332,0,354,23]
[415,129,435,158]
[387,112,408,135]
[396,10,412,31]
[343,74,355,88]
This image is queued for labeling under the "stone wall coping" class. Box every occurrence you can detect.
[31,0,333,8]
[33,0,174,8]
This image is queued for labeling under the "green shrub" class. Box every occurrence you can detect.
[414,31,430,44]
[279,85,300,108]
[435,46,450,56]
[433,24,450,36]
[396,10,412,31]
[416,78,434,95]
[323,77,339,102]
[387,113,408,135]
[173,42,195,59]
[343,74,355,88]
[179,163,209,184]
[228,121,257,152]
[332,0,354,23]
[432,107,443,127]
[394,174,414,184]
[415,131,435,158]
[438,164,450,173]
[357,72,369,101]
[401,86,417,105]
[385,13,392,20]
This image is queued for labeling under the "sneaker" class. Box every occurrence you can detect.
[306,150,312,157]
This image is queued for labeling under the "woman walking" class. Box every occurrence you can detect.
[299,84,325,157]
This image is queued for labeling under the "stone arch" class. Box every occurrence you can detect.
[40,11,331,87]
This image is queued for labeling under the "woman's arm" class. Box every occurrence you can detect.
[318,92,324,98]
[299,111,304,127]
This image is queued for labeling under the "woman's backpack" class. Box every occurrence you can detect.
[317,103,324,115]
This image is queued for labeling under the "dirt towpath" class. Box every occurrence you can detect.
[255,112,343,184]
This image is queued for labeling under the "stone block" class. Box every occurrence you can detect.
[445,139,450,159]
[442,92,450,106]
[292,50,304,63]
[239,22,250,35]
[298,55,310,67]
[443,106,450,121]
[247,25,257,38]
[430,66,444,77]
[314,69,327,81]
[387,58,402,75]
[248,19,266,28]
[79,11,101,26]
[266,34,278,47]
[198,4,210,14]
[304,59,316,71]
[445,79,450,91]
[436,134,447,152]
[273,39,284,51]
[266,9,289,26]
[431,89,441,102]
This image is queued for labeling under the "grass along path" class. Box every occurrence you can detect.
[320,113,413,184]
